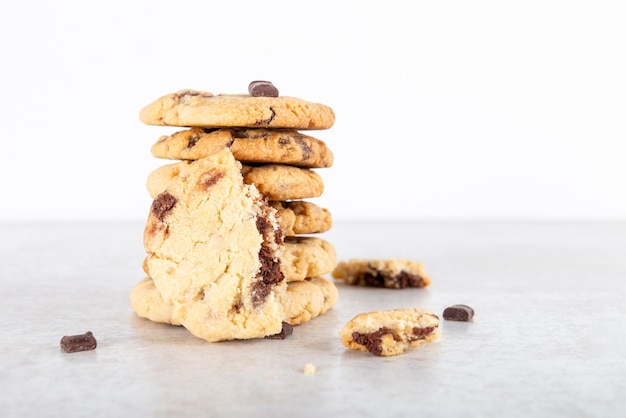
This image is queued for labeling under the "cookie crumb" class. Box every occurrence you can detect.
[303,363,316,375]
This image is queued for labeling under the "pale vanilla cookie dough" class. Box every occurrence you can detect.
[147,161,324,201]
[142,235,336,283]
[151,127,334,168]
[269,201,332,236]
[340,308,440,357]
[142,147,288,342]
[139,90,335,130]
[130,276,337,329]
[332,259,432,289]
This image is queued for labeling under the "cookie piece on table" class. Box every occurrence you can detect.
[139,90,335,130]
[340,308,440,357]
[147,161,325,201]
[151,128,334,168]
[142,148,288,342]
[332,259,431,289]
[269,200,332,236]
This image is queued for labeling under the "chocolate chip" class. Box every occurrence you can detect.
[60,331,97,353]
[352,327,398,356]
[151,192,177,221]
[265,322,294,339]
[248,80,279,97]
[443,304,474,322]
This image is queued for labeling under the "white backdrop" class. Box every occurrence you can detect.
[1,0,624,221]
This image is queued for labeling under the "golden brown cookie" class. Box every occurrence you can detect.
[340,308,440,356]
[147,161,324,201]
[130,277,179,326]
[241,164,324,201]
[332,259,432,289]
[283,237,337,281]
[284,277,338,325]
[305,276,339,315]
[131,276,336,329]
[270,200,332,236]
[151,127,334,168]
[142,148,288,342]
[284,280,325,326]
[139,90,335,130]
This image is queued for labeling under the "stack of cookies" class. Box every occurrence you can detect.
[130,81,339,342]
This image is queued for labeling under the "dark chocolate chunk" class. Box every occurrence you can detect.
[352,327,399,356]
[443,304,474,322]
[412,326,437,339]
[361,270,427,289]
[60,331,97,353]
[151,192,177,221]
[248,80,279,97]
[197,170,225,190]
[253,107,276,126]
[265,322,294,340]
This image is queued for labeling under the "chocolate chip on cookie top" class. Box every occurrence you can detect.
[248,80,279,97]
[139,89,335,129]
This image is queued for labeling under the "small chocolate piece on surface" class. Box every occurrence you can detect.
[248,80,279,97]
[60,331,97,353]
[443,304,475,322]
[265,322,294,339]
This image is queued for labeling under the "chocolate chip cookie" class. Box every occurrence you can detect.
[143,148,288,341]
[151,127,334,168]
[340,308,440,356]
[147,161,324,201]
[139,90,335,130]
[332,259,432,289]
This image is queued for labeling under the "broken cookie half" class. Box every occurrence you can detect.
[139,147,288,341]
[340,308,440,356]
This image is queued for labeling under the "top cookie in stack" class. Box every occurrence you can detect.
[130,81,339,342]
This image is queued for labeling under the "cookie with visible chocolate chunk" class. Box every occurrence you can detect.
[340,308,440,357]
[151,128,334,168]
[142,235,336,283]
[332,259,432,289]
[139,90,335,130]
[142,147,289,342]
[270,201,332,236]
[131,276,337,329]
[147,161,324,201]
